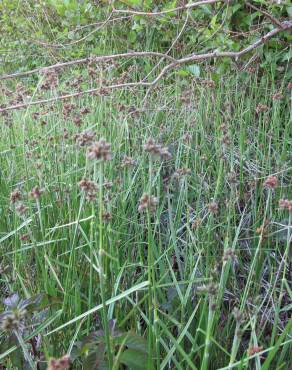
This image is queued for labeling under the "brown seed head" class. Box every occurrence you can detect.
[10,189,22,204]
[102,212,112,222]
[256,103,268,113]
[138,193,158,213]
[29,186,44,200]
[80,107,90,115]
[75,130,96,147]
[15,203,28,216]
[279,199,292,212]
[263,176,278,189]
[121,155,136,168]
[87,139,112,161]
[272,91,283,101]
[78,179,97,201]
[73,114,82,127]
[197,282,218,296]
[191,218,201,229]
[47,355,70,370]
[143,138,171,160]
[247,346,263,357]
[208,202,218,214]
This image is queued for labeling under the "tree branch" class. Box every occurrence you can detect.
[112,0,223,16]
[246,2,284,29]
[0,20,291,114]
[0,52,176,81]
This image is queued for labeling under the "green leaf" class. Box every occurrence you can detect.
[119,349,148,370]
[177,69,189,77]
[114,332,148,354]
[83,345,107,370]
[120,0,142,6]
[186,64,200,77]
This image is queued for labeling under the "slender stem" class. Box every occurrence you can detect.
[201,297,215,370]
[14,330,37,370]
[229,323,241,365]
[147,157,154,369]
[97,162,113,369]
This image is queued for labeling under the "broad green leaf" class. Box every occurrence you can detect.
[119,349,148,370]
[186,64,201,77]
[114,332,148,354]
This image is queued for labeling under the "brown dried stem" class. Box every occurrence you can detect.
[112,0,223,16]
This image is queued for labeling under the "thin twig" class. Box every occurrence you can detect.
[112,0,222,16]
[0,52,176,81]
[246,1,284,28]
[30,16,133,49]
[142,10,190,82]
[0,20,291,114]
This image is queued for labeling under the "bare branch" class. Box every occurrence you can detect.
[175,20,291,64]
[112,0,222,16]
[0,52,176,81]
[246,2,283,29]
[0,20,291,114]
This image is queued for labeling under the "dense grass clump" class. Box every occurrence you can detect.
[0,71,291,369]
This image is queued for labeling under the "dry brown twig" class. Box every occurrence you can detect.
[0,52,176,81]
[246,2,284,29]
[112,0,223,16]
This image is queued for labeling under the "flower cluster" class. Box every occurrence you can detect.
[208,201,218,214]
[74,130,96,147]
[10,189,27,216]
[121,155,136,168]
[47,355,70,370]
[0,307,27,332]
[79,179,98,202]
[143,138,171,160]
[138,193,158,213]
[10,189,22,204]
[263,176,278,189]
[87,139,112,161]
[40,69,58,90]
[29,186,44,200]
[279,198,292,212]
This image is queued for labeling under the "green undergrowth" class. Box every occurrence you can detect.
[0,70,291,369]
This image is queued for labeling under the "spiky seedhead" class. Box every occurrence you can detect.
[263,176,278,189]
[279,199,292,212]
[87,139,112,161]
[47,355,70,370]
[10,189,22,204]
[121,155,136,168]
[138,193,158,213]
[78,179,98,202]
[143,138,171,160]
[75,130,96,147]
[29,186,44,200]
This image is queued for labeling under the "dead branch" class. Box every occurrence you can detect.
[0,52,176,81]
[0,20,290,114]
[112,0,223,16]
[246,2,283,29]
